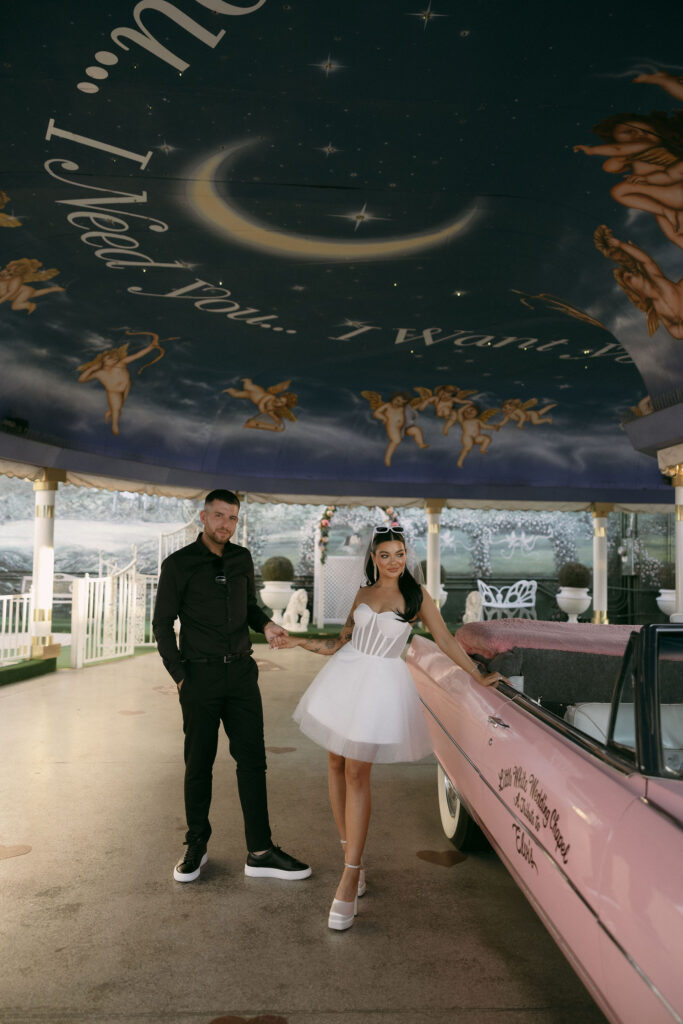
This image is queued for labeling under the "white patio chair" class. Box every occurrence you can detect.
[476,578,537,619]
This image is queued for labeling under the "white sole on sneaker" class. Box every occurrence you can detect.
[173,852,207,882]
[244,864,312,880]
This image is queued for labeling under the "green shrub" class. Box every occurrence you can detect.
[260,556,294,581]
[558,562,591,588]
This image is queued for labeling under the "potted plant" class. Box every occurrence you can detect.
[656,565,676,620]
[556,562,592,622]
[260,556,295,624]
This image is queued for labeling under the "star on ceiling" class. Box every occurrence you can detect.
[332,203,389,232]
[312,54,345,76]
[318,141,340,157]
[156,140,177,155]
[408,3,447,30]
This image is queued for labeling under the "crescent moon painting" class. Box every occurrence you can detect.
[187,140,481,260]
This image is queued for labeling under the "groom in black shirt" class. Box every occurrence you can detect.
[153,488,310,883]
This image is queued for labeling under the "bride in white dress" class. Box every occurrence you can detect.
[281,525,503,931]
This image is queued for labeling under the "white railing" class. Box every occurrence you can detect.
[70,558,137,668]
[313,529,365,625]
[134,574,158,646]
[0,594,32,666]
[158,517,198,574]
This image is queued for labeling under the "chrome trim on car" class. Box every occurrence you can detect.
[640,796,683,836]
[423,700,683,1023]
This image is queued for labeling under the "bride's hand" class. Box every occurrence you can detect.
[277,635,303,649]
[475,671,508,688]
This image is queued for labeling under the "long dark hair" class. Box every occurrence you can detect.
[364,529,423,623]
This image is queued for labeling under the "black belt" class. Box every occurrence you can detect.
[185,651,253,664]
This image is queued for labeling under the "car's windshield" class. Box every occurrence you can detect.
[657,631,683,779]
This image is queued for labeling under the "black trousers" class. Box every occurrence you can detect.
[179,657,272,852]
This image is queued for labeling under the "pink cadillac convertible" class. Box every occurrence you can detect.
[407,619,683,1024]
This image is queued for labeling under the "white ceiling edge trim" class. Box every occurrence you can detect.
[0,458,674,513]
[657,443,683,472]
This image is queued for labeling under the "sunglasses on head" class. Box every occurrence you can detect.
[373,524,404,535]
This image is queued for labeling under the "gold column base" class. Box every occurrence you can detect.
[31,642,62,660]
[592,610,609,625]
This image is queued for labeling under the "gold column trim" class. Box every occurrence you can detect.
[35,505,55,517]
[662,463,683,488]
[428,522,439,534]
[677,506,683,521]
[33,608,52,622]
[591,503,613,518]
[594,526,606,538]
[592,610,609,624]
[425,499,446,515]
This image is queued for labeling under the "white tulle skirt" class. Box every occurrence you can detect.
[293,644,434,764]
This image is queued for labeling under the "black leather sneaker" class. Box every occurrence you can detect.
[244,845,311,880]
[173,841,208,882]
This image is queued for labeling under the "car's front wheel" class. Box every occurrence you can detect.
[437,763,487,852]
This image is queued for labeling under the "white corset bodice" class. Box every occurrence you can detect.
[350,602,411,659]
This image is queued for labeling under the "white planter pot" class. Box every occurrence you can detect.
[556,586,591,623]
[260,580,294,624]
[656,588,676,620]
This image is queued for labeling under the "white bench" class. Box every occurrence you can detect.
[476,579,537,620]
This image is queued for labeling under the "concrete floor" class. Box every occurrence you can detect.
[0,648,607,1024]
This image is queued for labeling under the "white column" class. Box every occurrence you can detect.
[591,503,612,624]
[661,462,683,623]
[425,500,446,605]
[30,469,66,659]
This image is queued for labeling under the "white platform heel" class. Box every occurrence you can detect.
[341,840,366,897]
[328,862,360,931]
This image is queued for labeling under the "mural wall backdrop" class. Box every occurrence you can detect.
[1,0,681,502]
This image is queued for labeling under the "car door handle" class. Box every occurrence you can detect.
[488,715,510,729]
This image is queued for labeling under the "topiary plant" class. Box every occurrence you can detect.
[558,561,591,588]
[261,555,295,581]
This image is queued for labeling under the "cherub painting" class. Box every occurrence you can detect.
[594,225,683,339]
[361,390,429,467]
[452,402,500,469]
[77,331,164,435]
[496,398,557,429]
[628,395,653,418]
[511,289,606,330]
[0,258,63,313]
[413,385,478,435]
[0,191,21,228]
[633,69,683,104]
[223,378,298,432]
[574,112,683,248]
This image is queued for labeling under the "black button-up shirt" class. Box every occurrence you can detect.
[152,534,270,683]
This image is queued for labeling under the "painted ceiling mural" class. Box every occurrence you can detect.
[1,0,682,502]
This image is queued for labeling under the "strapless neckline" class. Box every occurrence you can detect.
[355,601,403,618]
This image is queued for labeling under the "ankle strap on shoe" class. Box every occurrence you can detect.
[344,861,362,869]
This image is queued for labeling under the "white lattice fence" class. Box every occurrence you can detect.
[134,574,158,646]
[0,594,32,666]
[314,550,365,625]
[158,519,198,573]
[71,558,137,668]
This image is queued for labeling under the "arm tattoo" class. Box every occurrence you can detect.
[301,617,354,656]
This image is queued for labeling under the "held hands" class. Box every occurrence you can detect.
[264,621,290,650]
[277,634,304,649]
